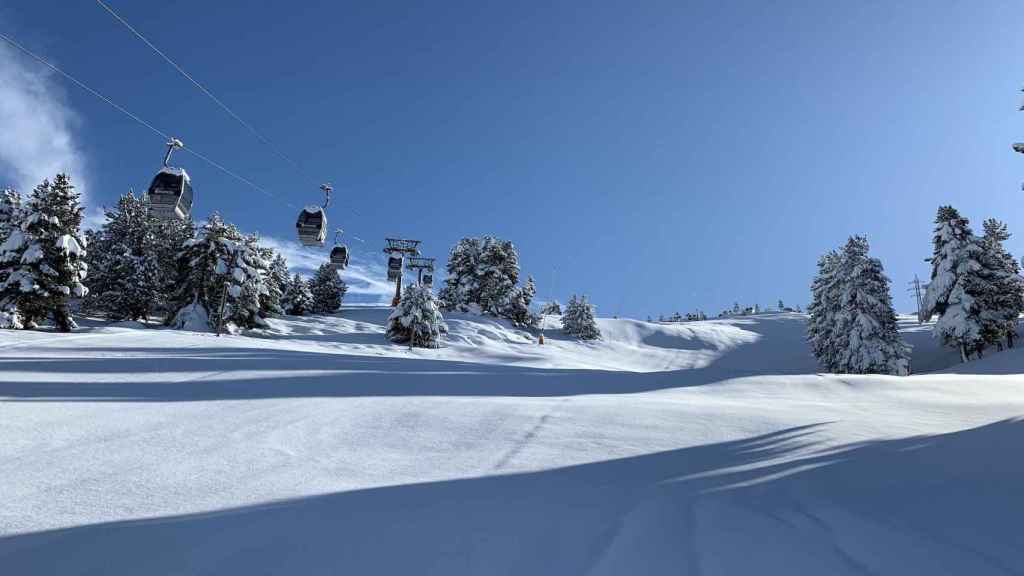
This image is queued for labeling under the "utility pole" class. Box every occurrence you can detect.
[907,275,926,324]
[384,238,421,306]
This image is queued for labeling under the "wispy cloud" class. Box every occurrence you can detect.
[0,43,87,201]
[260,235,396,303]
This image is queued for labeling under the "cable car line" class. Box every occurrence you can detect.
[94,0,319,189]
[1,29,376,267]
[94,0,364,220]
[0,30,296,209]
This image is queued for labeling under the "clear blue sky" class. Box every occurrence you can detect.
[2,1,1023,317]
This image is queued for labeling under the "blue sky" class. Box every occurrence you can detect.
[1,1,1023,316]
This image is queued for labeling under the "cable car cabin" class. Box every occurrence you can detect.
[296,206,327,246]
[387,256,403,282]
[329,244,349,270]
[145,167,193,220]
[422,273,433,287]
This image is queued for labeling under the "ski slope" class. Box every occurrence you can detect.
[1,309,1023,575]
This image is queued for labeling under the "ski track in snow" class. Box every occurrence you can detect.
[0,310,1022,575]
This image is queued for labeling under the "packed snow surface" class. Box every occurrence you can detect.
[1,309,1022,575]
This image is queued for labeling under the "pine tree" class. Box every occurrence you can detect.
[562,294,601,340]
[309,262,347,315]
[501,274,538,327]
[166,214,266,332]
[152,216,195,314]
[807,249,843,370]
[387,283,447,348]
[282,273,314,316]
[478,237,520,315]
[832,236,910,375]
[438,236,534,326]
[922,206,986,362]
[540,300,562,315]
[0,175,88,331]
[438,237,483,311]
[0,188,21,244]
[83,192,162,321]
[264,253,290,317]
[978,218,1024,349]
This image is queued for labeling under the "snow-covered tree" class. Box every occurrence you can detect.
[562,294,601,340]
[478,237,520,315]
[0,175,88,331]
[166,214,267,332]
[152,217,195,313]
[263,253,290,317]
[439,237,483,311]
[501,274,538,328]
[807,249,843,370]
[282,273,313,316]
[831,236,910,375]
[309,263,347,315]
[539,300,562,315]
[978,218,1024,349]
[438,236,539,327]
[83,192,162,321]
[922,206,987,362]
[387,282,447,348]
[0,188,21,244]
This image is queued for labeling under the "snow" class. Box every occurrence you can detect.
[57,234,85,257]
[0,310,1023,575]
[158,166,190,181]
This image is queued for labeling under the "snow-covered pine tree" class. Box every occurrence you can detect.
[0,188,21,244]
[387,282,447,348]
[84,191,162,321]
[807,249,843,371]
[539,300,562,316]
[309,262,347,315]
[152,216,195,313]
[978,218,1024,349]
[263,252,290,317]
[562,294,601,340]
[501,274,538,327]
[831,236,910,375]
[922,206,986,362]
[166,214,266,332]
[282,273,314,316]
[0,175,88,331]
[438,237,483,311]
[478,237,520,315]
[230,234,271,330]
[438,236,532,326]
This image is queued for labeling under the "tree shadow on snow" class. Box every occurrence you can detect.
[0,343,817,402]
[2,420,1022,575]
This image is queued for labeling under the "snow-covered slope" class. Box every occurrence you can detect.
[0,309,1022,575]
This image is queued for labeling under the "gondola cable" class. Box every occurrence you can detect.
[93,0,364,219]
[0,30,296,210]
[0,29,382,263]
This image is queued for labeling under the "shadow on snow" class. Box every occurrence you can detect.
[2,420,1022,575]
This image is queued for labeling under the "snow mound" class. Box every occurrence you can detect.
[254,308,820,373]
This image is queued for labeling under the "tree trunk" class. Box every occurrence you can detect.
[960,343,968,363]
[1008,331,1015,349]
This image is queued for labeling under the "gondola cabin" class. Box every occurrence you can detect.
[296,206,327,246]
[329,244,349,270]
[387,256,403,282]
[145,167,193,220]
[422,273,433,287]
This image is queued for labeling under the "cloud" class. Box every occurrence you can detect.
[260,236,397,303]
[0,43,87,201]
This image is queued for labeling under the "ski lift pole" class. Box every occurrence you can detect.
[393,268,402,307]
